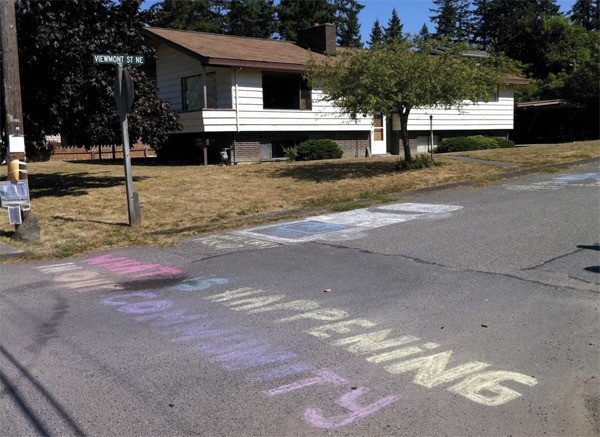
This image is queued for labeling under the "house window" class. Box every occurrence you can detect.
[182,72,218,111]
[205,72,217,108]
[373,115,384,141]
[262,72,311,110]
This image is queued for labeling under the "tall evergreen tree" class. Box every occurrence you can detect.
[384,8,404,44]
[224,0,275,38]
[276,0,335,41]
[418,23,431,41]
[431,0,471,41]
[430,0,458,39]
[15,0,180,157]
[335,0,364,47]
[570,0,599,31]
[368,19,384,47]
[147,0,226,33]
[471,0,560,76]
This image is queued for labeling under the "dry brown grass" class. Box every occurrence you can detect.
[1,140,598,260]
[455,140,600,165]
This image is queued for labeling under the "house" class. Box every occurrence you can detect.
[143,25,526,164]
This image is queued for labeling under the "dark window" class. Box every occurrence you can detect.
[262,72,311,110]
[182,73,217,112]
[182,75,202,112]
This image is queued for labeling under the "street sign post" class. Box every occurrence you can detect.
[94,53,144,226]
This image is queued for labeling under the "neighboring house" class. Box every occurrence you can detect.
[143,25,526,164]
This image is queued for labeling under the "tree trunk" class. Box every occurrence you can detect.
[399,107,412,163]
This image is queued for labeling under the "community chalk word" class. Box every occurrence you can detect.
[99,291,400,430]
[35,259,399,430]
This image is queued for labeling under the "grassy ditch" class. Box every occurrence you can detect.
[1,140,598,260]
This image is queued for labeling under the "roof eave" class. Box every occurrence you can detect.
[143,28,308,71]
[142,28,209,65]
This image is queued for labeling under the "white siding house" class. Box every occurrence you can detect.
[144,25,525,163]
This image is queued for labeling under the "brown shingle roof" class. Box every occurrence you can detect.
[143,27,328,71]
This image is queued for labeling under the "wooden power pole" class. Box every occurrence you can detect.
[1,0,40,240]
[0,0,24,141]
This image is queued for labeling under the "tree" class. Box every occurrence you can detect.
[368,19,384,47]
[224,0,275,38]
[16,0,180,158]
[418,23,431,41]
[430,0,471,41]
[471,0,560,76]
[335,0,364,47]
[308,40,516,163]
[384,8,404,44]
[147,0,226,33]
[570,0,599,31]
[276,0,335,41]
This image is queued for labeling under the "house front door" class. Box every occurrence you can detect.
[371,114,386,155]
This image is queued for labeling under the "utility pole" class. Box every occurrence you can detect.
[1,0,40,240]
[0,0,23,140]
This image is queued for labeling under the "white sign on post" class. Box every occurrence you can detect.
[8,135,25,153]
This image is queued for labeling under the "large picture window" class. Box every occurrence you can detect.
[182,72,217,112]
[262,72,311,110]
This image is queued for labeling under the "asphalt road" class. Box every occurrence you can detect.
[1,161,598,436]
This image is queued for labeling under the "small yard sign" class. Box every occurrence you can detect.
[93,54,145,65]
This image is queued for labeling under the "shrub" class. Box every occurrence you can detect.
[397,154,436,170]
[283,146,298,161]
[436,135,515,153]
[295,139,343,161]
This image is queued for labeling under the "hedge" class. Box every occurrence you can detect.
[436,135,515,153]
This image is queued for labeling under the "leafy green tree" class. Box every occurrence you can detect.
[147,0,226,33]
[335,0,364,47]
[224,0,275,38]
[16,0,180,158]
[384,8,404,44]
[276,0,335,41]
[570,0,599,31]
[517,18,599,139]
[368,19,384,47]
[308,40,517,163]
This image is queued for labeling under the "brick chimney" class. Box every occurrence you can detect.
[296,23,336,55]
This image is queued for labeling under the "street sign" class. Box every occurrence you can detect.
[93,54,145,65]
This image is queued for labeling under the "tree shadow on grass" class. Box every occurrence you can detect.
[267,160,400,182]
[28,172,148,198]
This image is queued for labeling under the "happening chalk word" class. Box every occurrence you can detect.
[203,287,538,407]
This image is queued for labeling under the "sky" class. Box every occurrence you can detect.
[141,0,579,43]
[357,0,578,41]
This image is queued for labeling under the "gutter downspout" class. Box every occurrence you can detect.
[233,67,242,164]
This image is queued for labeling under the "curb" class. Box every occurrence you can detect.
[0,241,25,259]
